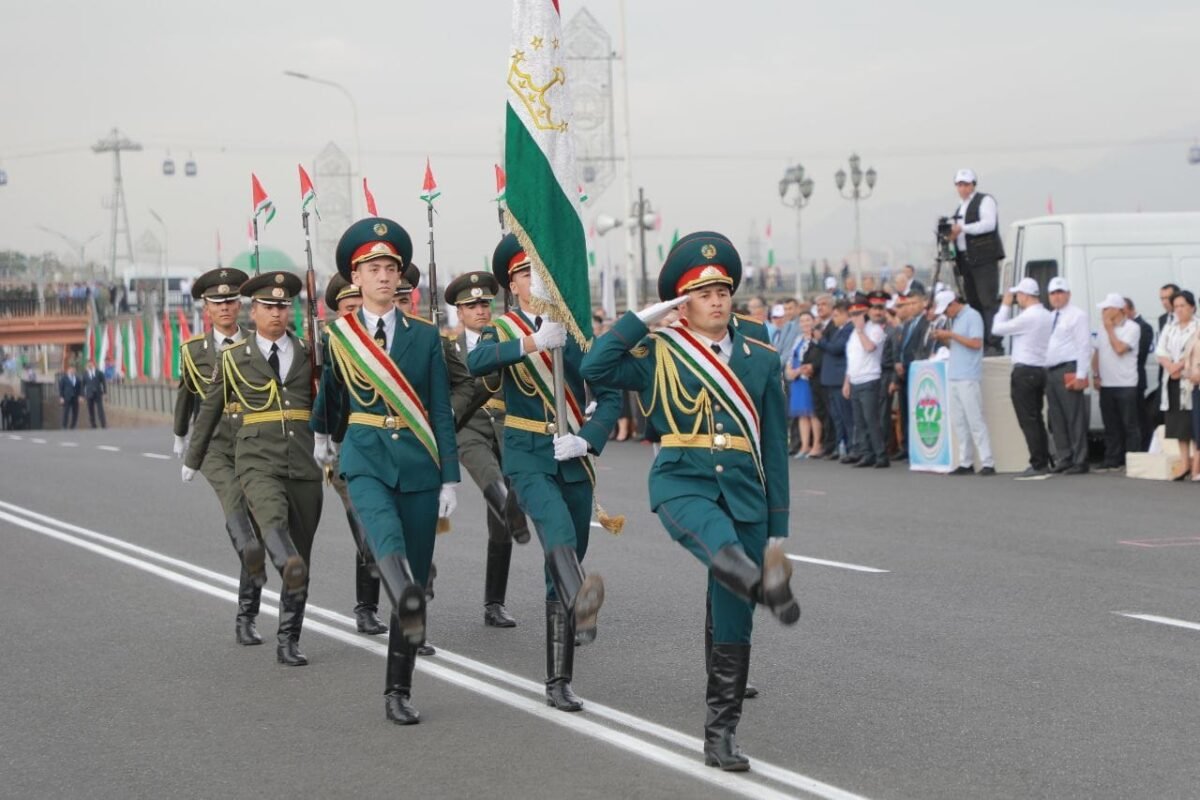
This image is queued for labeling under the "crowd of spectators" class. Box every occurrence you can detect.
[0,280,131,320]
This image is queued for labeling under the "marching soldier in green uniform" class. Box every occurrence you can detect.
[581,231,799,771]
[174,266,268,646]
[467,234,621,713]
[312,218,460,726]
[322,275,387,636]
[184,270,323,667]
[443,270,532,628]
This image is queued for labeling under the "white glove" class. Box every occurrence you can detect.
[313,433,337,467]
[181,465,196,482]
[172,435,188,459]
[635,295,689,326]
[553,433,589,461]
[531,320,566,351]
[584,400,598,416]
[438,483,458,518]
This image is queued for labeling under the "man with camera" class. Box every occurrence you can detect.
[948,169,1004,355]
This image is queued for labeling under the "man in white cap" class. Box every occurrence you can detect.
[949,169,1004,354]
[992,277,1054,479]
[1092,293,1142,471]
[1044,277,1092,474]
[930,290,996,475]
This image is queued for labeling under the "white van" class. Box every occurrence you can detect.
[1001,212,1200,427]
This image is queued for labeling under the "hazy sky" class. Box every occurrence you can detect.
[2,1,1198,288]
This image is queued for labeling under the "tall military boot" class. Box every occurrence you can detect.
[705,597,758,699]
[384,615,420,725]
[544,600,583,712]
[262,526,307,593]
[483,539,517,628]
[354,558,388,635]
[704,643,752,771]
[346,506,379,579]
[375,553,426,647]
[235,568,263,646]
[710,543,800,625]
[276,587,309,666]
[545,544,604,645]
[482,479,531,545]
[226,511,267,588]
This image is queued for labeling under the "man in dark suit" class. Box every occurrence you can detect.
[814,300,853,459]
[58,365,81,429]
[1126,297,1156,450]
[894,288,931,456]
[82,359,107,428]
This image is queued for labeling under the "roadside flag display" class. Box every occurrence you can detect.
[251,173,276,226]
[363,178,378,216]
[504,0,592,344]
[299,165,320,220]
[420,158,441,204]
[766,220,775,268]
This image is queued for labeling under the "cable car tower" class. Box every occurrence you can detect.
[92,128,142,278]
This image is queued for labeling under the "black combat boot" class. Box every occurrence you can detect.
[226,511,266,588]
[354,559,388,635]
[275,588,309,667]
[546,544,604,645]
[384,618,420,725]
[482,479,531,545]
[705,597,757,699]
[235,568,263,646]
[704,643,752,771]
[710,543,800,625]
[376,553,426,647]
[544,600,583,712]
[483,540,517,628]
[262,526,307,593]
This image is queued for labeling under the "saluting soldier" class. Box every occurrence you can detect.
[321,275,387,636]
[173,267,268,646]
[581,231,799,772]
[183,271,323,667]
[312,218,460,726]
[467,234,621,713]
[443,270,532,628]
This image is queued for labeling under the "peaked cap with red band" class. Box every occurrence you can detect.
[335,216,414,281]
[491,232,532,288]
[657,231,743,301]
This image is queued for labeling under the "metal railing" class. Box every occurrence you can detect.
[0,297,90,317]
[106,380,176,415]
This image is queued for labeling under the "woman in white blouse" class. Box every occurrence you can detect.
[1156,289,1200,479]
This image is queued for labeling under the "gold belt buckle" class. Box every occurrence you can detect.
[225,402,242,414]
[384,416,398,429]
[712,433,729,451]
[545,421,557,435]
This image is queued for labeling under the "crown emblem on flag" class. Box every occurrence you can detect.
[508,51,567,133]
[374,223,388,236]
[701,245,718,259]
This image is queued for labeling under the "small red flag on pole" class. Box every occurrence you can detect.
[363,178,378,216]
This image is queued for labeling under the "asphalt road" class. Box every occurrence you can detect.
[2,427,1199,799]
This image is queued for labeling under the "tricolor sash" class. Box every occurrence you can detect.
[653,324,764,483]
[492,311,585,434]
[328,314,439,466]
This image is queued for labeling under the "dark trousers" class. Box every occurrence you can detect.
[1099,387,1141,467]
[824,385,852,454]
[850,380,886,462]
[896,368,910,454]
[1010,365,1050,469]
[813,380,834,452]
[61,399,78,429]
[957,255,1000,350]
[878,372,896,454]
[1046,365,1089,467]
[86,396,107,428]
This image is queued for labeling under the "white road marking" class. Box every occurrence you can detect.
[1115,612,1200,632]
[6,434,22,440]
[97,445,120,452]
[0,499,870,800]
[30,438,46,444]
[142,453,170,460]
[787,554,889,574]
[60,442,79,447]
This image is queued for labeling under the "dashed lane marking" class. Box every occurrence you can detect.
[97,445,120,452]
[787,554,889,574]
[142,453,170,460]
[1115,612,1200,632]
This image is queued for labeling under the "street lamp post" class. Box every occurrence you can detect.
[36,225,100,278]
[284,70,363,217]
[778,163,814,292]
[148,209,168,315]
[834,153,877,287]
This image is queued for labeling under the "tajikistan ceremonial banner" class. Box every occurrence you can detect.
[907,359,954,473]
[504,0,592,345]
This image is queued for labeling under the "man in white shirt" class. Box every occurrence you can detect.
[843,295,889,467]
[949,169,1005,354]
[992,277,1053,476]
[1044,277,1092,474]
[1092,293,1142,471]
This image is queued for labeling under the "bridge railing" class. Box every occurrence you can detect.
[107,380,177,415]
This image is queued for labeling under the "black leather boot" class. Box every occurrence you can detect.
[376,553,425,647]
[346,506,379,579]
[482,479,531,545]
[275,588,309,666]
[483,540,517,628]
[384,618,420,725]
[235,568,263,646]
[544,601,583,712]
[504,480,532,545]
[262,526,307,593]
[226,510,267,588]
[710,543,800,625]
[704,596,757,699]
[546,545,604,645]
[704,643,752,771]
[354,559,388,635]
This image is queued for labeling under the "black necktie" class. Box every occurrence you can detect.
[534,316,543,331]
[222,337,233,347]
[268,343,280,378]
[711,343,722,356]
[374,319,387,349]
[1052,310,1060,332]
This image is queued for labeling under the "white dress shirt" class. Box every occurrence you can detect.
[255,332,293,380]
[213,326,245,347]
[465,327,482,353]
[1092,319,1140,388]
[361,307,398,351]
[991,302,1052,367]
[697,331,732,365]
[846,321,885,385]
[955,192,998,252]
[1044,304,1091,376]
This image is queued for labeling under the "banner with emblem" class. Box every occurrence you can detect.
[504,0,592,346]
[907,359,954,473]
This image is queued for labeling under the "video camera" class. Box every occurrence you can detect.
[935,216,957,262]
